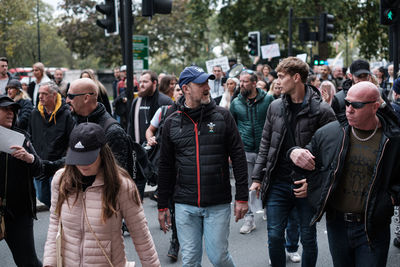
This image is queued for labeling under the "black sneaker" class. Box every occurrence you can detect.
[122,221,129,235]
[167,238,180,261]
[394,237,400,248]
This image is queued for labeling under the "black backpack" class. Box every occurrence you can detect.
[102,118,154,183]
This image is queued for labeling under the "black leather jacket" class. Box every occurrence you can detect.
[292,116,400,243]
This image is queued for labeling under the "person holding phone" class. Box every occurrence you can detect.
[249,57,336,267]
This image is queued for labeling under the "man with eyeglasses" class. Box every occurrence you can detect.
[66,78,130,177]
[289,81,400,266]
[29,81,74,207]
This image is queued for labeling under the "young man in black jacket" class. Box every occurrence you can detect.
[250,57,336,267]
[290,81,400,266]
[158,66,248,266]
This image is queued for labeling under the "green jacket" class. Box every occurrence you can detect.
[230,88,274,153]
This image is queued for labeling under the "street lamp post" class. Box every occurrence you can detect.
[36,0,41,62]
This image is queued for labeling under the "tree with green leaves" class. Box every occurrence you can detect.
[0,0,71,67]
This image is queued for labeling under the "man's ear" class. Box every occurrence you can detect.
[182,84,189,94]
[294,73,302,83]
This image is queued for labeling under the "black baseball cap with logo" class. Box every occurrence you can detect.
[66,123,106,166]
[349,59,370,77]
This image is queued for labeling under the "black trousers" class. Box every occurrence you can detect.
[5,214,42,267]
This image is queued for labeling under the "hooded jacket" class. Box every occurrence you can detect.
[290,114,400,243]
[157,97,248,209]
[230,88,274,153]
[251,84,336,204]
[29,94,75,179]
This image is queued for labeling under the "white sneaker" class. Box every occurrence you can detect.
[263,209,267,221]
[239,218,256,234]
[287,252,301,263]
[268,258,271,265]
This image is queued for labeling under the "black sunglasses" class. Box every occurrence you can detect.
[344,99,376,109]
[67,92,94,99]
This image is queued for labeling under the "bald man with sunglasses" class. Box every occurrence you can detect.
[66,78,131,181]
[289,81,400,267]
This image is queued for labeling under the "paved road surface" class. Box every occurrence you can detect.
[1,197,400,266]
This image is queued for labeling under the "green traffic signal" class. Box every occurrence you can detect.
[314,60,319,65]
[388,10,393,20]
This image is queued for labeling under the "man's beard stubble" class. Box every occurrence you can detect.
[240,88,251,98]
[138,86,154,97]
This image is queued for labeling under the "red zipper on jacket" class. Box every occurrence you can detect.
[182,112,202,207]
[194,123,201,207]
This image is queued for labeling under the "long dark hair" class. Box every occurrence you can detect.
[55,144,140,223]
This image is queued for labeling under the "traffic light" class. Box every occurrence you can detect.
[96,0,119,36]
[312,55,327,66]
[299,20,310,42]
[318,12,334,42]
[266,33,276,44]
[142,0,173,17]
[380,0,400,25]
[248,31,260,56]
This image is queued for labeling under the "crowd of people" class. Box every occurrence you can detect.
[0,54,400,267]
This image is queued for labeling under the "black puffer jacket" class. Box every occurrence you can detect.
[0,113,41,220]
[15,98,33,131]
[251,85,336,204]
[157,97,248,209]
[29,97,74,180]
[73,103,130,172]
[293,115,400,243]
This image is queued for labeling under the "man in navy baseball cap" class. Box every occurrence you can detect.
[178,66,215,88]
[178,66,215,108]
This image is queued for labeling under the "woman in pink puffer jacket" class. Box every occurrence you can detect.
[43,122,160,267]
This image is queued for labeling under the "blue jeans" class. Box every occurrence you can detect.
[33,176,53,208]
[266,182,317,267]
[286,208,300,253]
[326,209,390,267]
[175,203,235,267]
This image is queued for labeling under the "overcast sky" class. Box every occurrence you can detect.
[43,0,58,10]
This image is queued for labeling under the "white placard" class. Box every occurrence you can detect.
[0,125,25,154]
[261,43,280,59]
[205,56,230,74]
[134,60,144,71]
[296,53,308,62]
